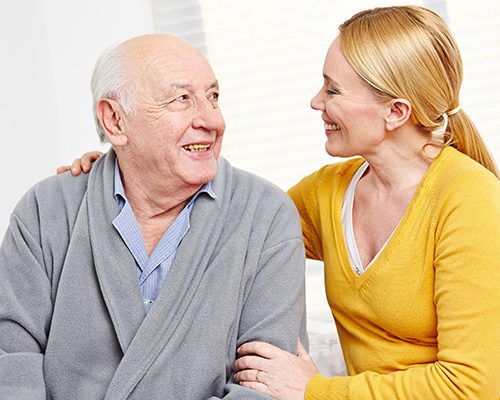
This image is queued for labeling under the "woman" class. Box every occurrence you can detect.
[63,6,500,399]
[232,5,500,399]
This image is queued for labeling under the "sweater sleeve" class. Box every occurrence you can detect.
[305,169,500,400]
[0,210,50,399]
[288,170,324,261]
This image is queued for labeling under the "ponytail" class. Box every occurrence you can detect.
[447,110,499,178]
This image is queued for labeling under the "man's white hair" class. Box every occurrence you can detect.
[91,44,135,143]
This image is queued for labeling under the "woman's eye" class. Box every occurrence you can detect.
[327,85,339,95]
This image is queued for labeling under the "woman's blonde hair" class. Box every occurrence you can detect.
[338,6,499,178]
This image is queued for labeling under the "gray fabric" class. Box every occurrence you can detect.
[0,151,307,400]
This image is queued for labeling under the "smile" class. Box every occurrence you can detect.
[183,144,211,152]
[324,123,341,131]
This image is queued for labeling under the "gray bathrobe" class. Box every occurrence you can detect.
[0,151,307,400]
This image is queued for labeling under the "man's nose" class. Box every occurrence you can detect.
[192,99,224,131]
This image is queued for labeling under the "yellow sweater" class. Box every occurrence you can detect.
[288,147,500,399]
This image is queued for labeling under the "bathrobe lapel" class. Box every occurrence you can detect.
[88,151,232,399]
[87,151,146,354]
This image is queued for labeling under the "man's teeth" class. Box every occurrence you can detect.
[183,144,211,152]
[325,123,341,131]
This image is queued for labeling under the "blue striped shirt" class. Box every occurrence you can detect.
[112,160,216,313]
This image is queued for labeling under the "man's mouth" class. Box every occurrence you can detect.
[182,143,211,153]
[324,123,341,131]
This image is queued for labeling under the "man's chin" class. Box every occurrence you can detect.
[189,167,217,187]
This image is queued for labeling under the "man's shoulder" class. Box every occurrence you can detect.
[215,158,303,244]
[28,170,88,203]
[232,165,286,193]
[12,170,90,225]
[220,158,293,209]
[216,159,301,238]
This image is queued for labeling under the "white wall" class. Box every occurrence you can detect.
[0,0,154,238]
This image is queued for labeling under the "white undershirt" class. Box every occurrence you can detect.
[341,162,395,275]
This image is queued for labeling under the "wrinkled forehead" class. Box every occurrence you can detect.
[124,39,217,92]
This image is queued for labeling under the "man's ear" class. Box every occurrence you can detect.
[96,98,128,146]
[384,98,412,131]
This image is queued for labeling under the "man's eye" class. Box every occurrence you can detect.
[209,92,219,101]
[177,94,189,102]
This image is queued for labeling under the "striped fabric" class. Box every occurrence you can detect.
[112,160,216,313]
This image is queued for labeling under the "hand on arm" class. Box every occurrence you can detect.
[56,151,103,175]
[233,339,319,400]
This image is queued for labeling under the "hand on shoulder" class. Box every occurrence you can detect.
[56,151,103,176]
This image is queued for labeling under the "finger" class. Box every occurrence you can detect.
[81,151,102,172]
[296,338,309,358]
[233,369,260,383]
[233,355,267,372]
[56,166,71,175]
[83,151,103,162]
[237,341,282,358]
[81,161,90,173]
[238,381,270,396]
[71,159,82,176]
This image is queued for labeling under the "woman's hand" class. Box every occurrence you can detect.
[56,151,103,175]
[233,339,319,400]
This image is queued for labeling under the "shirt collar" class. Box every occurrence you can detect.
[113,158,217,206]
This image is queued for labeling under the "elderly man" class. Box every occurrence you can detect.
[0,34,306,399]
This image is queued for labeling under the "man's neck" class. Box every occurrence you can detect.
[117,162,203,255]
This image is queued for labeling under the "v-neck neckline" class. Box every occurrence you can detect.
[333,147,450,286]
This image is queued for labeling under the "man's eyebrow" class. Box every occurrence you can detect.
[169,80,219,90]
[170,82,190,90]
[209,80,219,90]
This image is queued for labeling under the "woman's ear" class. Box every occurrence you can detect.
[96,98,128,146]
[385,98,412,131]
